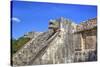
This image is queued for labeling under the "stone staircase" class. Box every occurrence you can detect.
[12,31,59,66]
[12,17,97,66]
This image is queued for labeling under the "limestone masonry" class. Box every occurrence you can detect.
[12,17,97,66]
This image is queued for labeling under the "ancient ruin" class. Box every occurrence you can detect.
[12,17,97,66]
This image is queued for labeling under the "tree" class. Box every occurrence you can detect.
[11,37,30,54]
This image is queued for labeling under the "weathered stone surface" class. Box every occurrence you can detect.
[76,18,97,32]
[31,18,77,64]
[12,31,55,66]
[23,32,43,38]
[12,17,97,66]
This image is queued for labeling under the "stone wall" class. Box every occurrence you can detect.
[31,19,77,64]
[12,17,97,66]
[74,17,97,62]
[12,31,55,66]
